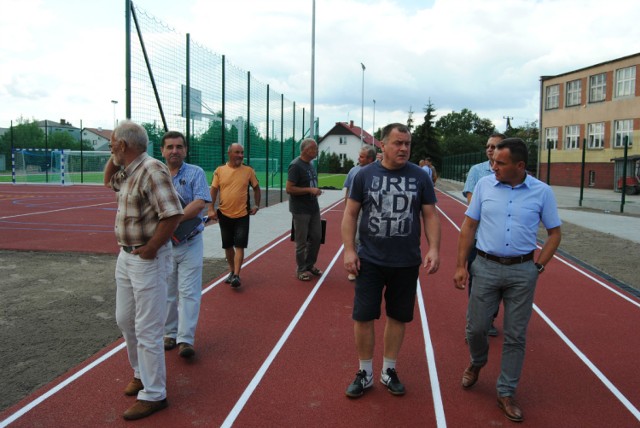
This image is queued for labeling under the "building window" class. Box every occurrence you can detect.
[587,122,604,149]
[566,79,581,106]
[614,119,633,148]
[545,84,559,109]
[544,127,558,150]
[589,73,606,103]
[339,137,347,145]
[615,66,636,98]
[565,125,580,150]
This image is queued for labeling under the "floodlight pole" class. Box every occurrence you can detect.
[361,62,365,143]
[310,0,316,140]
[372,99,376,141]
[111,100,118,129]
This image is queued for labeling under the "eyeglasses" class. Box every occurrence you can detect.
[486,145,496,149]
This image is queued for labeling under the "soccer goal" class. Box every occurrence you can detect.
[12,149,111,184]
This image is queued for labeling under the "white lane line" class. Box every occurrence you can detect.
[220,246,344,428]
[416,280,447,428]
[1,200,344,426]
[0,344,126,428]
[0,202,114,220]
[534,305,640,421]
[436,201,640,421]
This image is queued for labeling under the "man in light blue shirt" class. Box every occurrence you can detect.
[462,133,505,336]
[161,131,211,359]
[453,138,562,423]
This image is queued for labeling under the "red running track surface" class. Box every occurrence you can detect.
[1,189,639,427]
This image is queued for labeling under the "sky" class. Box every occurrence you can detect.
[2,0,640,136]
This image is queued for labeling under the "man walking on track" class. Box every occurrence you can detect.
[342,123,441,398]
[104,120,183,420]
[207,143,261,288]
[286,138,324,282]
[454,138,562,423]
[462,132,505,337]
[160,131,211,359]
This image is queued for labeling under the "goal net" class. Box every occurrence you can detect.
[12,149,111,184]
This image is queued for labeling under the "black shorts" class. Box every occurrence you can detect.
[218,210,250,249]
[352,260,420,323]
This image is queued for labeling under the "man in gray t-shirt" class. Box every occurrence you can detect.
[286,138,323,281]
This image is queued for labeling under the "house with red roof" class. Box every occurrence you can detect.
[82,127,112,151]
[318,120,380,166]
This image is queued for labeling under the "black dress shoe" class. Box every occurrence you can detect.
[497,396,523,422]
[461,364,482,388]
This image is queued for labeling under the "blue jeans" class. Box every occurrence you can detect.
[466,256,539,396]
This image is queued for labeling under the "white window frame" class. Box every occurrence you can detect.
[544,127,558,150]
[566,79,581,106]
[615,66,636,98]
[565,125,580,150]
[545,84,559,109]
[614,119,633,148]
[589,73,606,102]
[587,122,604,149]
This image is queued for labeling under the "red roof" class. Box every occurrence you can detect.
[319,121,381,149]
[84,128,113,140]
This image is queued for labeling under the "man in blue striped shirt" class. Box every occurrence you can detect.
[161,131,211,359]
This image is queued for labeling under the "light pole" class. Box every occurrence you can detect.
[360,63,365,143]
[111,100,118,129]
[310,0,316,140]
[372,99,376,142]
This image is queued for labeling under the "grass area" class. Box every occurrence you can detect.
[1,171,348,189]
[319,173,346,189]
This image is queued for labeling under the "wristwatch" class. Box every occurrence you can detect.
[535,263,545,273]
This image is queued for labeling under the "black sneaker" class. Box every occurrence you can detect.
[224,272,234,283]
[380,368,405,396]
[230,275,241,288]
[345,370,372,398]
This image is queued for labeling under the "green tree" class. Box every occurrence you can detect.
[436,108,496,155]
[411,99,440,166]
[0,120,45,163]
[506,120,540,175]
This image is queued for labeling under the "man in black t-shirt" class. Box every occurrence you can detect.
[286,138,323,281]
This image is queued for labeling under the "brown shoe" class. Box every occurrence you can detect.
[461,364,482,389]
[164,337,176,350]
[178,342,195,358]
[123,377,143,396]
[122,399,168,420]
[497,396,523,422]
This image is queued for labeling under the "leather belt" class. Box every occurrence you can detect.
[476,249,534,265]
[122,245,144,253]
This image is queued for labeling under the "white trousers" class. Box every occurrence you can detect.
[164,233,203,345]
[115,242,172,401]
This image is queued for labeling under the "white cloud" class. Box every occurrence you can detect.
[1,0,640,135]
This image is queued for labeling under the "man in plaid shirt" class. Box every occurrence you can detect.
[104,120,183,421]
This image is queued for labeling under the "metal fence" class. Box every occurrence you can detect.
[128,2,312,205]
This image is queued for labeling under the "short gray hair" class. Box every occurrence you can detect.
[361,146,377,161]
[113,120,148,153]
[300,138,317,152]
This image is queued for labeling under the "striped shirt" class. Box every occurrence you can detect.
[171,162,211,234]
[110,153,183,246]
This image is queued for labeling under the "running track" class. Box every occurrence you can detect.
[1,185,639,427]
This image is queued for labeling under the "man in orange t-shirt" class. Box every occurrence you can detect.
[208,143,261,288]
